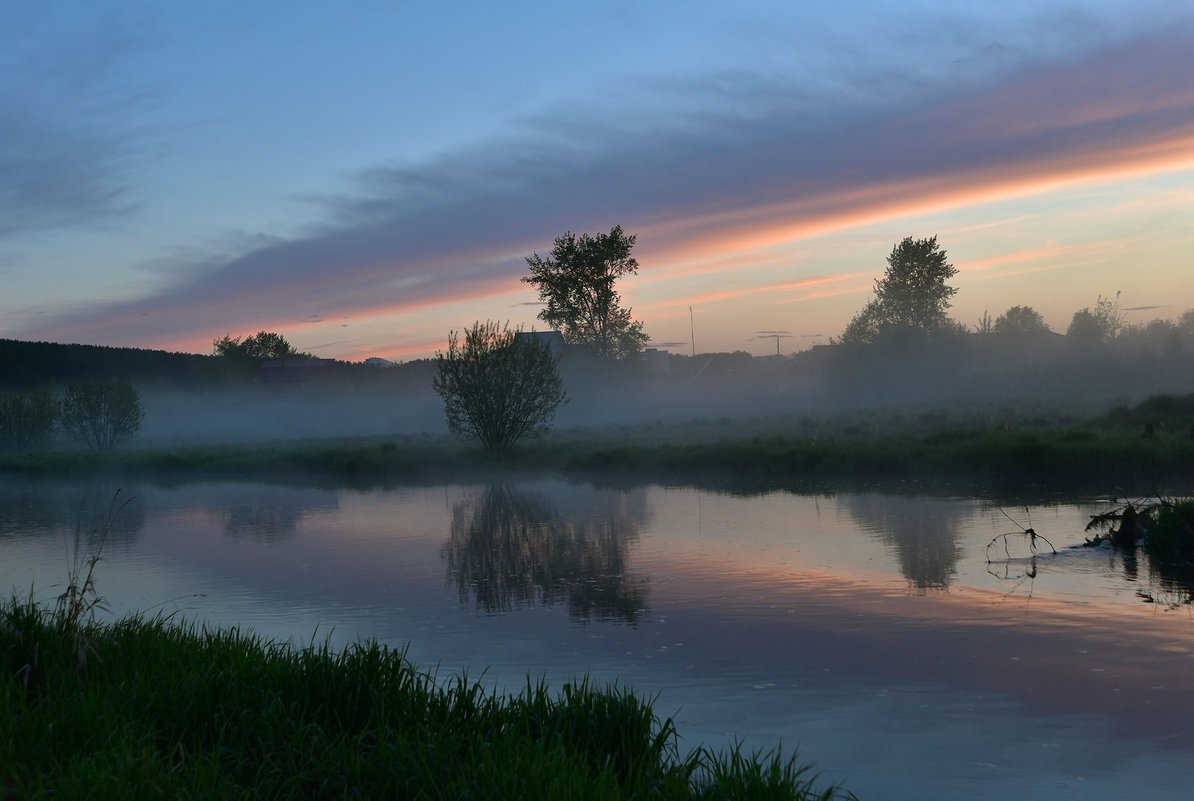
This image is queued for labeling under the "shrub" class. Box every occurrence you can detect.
[60,378,144,451]
[0,388,58,452]
[433,321,567,452]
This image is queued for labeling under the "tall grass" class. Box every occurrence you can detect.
[1,601,854,799]
[1144,499,1194,564]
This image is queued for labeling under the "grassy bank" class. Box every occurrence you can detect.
[1,599,851,800]
[4,414,1194,495]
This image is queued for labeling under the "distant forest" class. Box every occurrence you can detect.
[0,339,437,391]
[0,339,226,389]
[5,318,1194,404]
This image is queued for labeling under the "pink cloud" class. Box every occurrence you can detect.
[22,25,1194,357]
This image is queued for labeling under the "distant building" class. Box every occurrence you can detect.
[513,330,565,359]
[363,357,395,367]
[642,347,669,375]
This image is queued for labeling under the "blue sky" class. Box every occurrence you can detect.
[3,1,1192,360]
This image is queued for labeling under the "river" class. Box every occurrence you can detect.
[2,477,1190,799]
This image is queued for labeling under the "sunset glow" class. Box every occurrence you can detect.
[3,2,1192,360]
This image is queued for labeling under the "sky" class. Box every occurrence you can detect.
[2,1,1193,362]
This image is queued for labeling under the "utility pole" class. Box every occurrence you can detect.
[689,306,695,357]
[754,330,791,356]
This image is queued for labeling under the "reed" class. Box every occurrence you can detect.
[1,600,854,800]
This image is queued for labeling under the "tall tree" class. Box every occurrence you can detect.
[522,226,649,360]
[839,236,958,344]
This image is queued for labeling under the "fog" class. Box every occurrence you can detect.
[138,382,447,446]
[126,328,1194,449]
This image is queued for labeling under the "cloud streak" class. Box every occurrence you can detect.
[0,5,156,238]
[21,22,1194,354]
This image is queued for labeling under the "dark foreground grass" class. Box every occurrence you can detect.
[1,600,853,800]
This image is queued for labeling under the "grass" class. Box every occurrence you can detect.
[1146,499,1194,563]
[4,394,1194,493]
[1080,495,1194,606]
[1,599,852,800]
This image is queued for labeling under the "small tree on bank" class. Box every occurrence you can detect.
[61,378,144,450]
[0,388,58,452]
[433,321,567,452]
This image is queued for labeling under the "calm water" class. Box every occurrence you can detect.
[2,478,1191,800]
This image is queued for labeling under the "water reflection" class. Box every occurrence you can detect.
[1105,545,1194,610]
[218,486,339,543]
[1141,558,1194,608]
[0,482,145,546]
[839,494,964,590]
[443,483,649,623]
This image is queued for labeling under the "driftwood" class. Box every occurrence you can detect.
[985,507,1057,564]
[984,508,1058,604]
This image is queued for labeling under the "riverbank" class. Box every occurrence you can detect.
[4,395,1194,493]
[1,599,851,799]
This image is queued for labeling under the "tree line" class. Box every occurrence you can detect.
[837,235,1194,347]
[432,229,1194,453]
[0,339,225,390]
[4,228,1189,456]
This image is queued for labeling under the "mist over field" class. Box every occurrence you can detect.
[120,328,1194,449]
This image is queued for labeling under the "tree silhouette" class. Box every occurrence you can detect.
[994,305,1051,337]
[522,226,649,360]
[212,331,308,359]
[60,378,144,451]
[433,321,567,452]
[839,236,959,344]
[1067,292,1124,345]
[0,388,58,452]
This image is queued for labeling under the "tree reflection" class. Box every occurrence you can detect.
[443,483,649,623]
[1106,543,1194,609]
[220,487,338,543]
[1138,557,1194,608]
[0,482,145,546]
[840,493,964,590]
